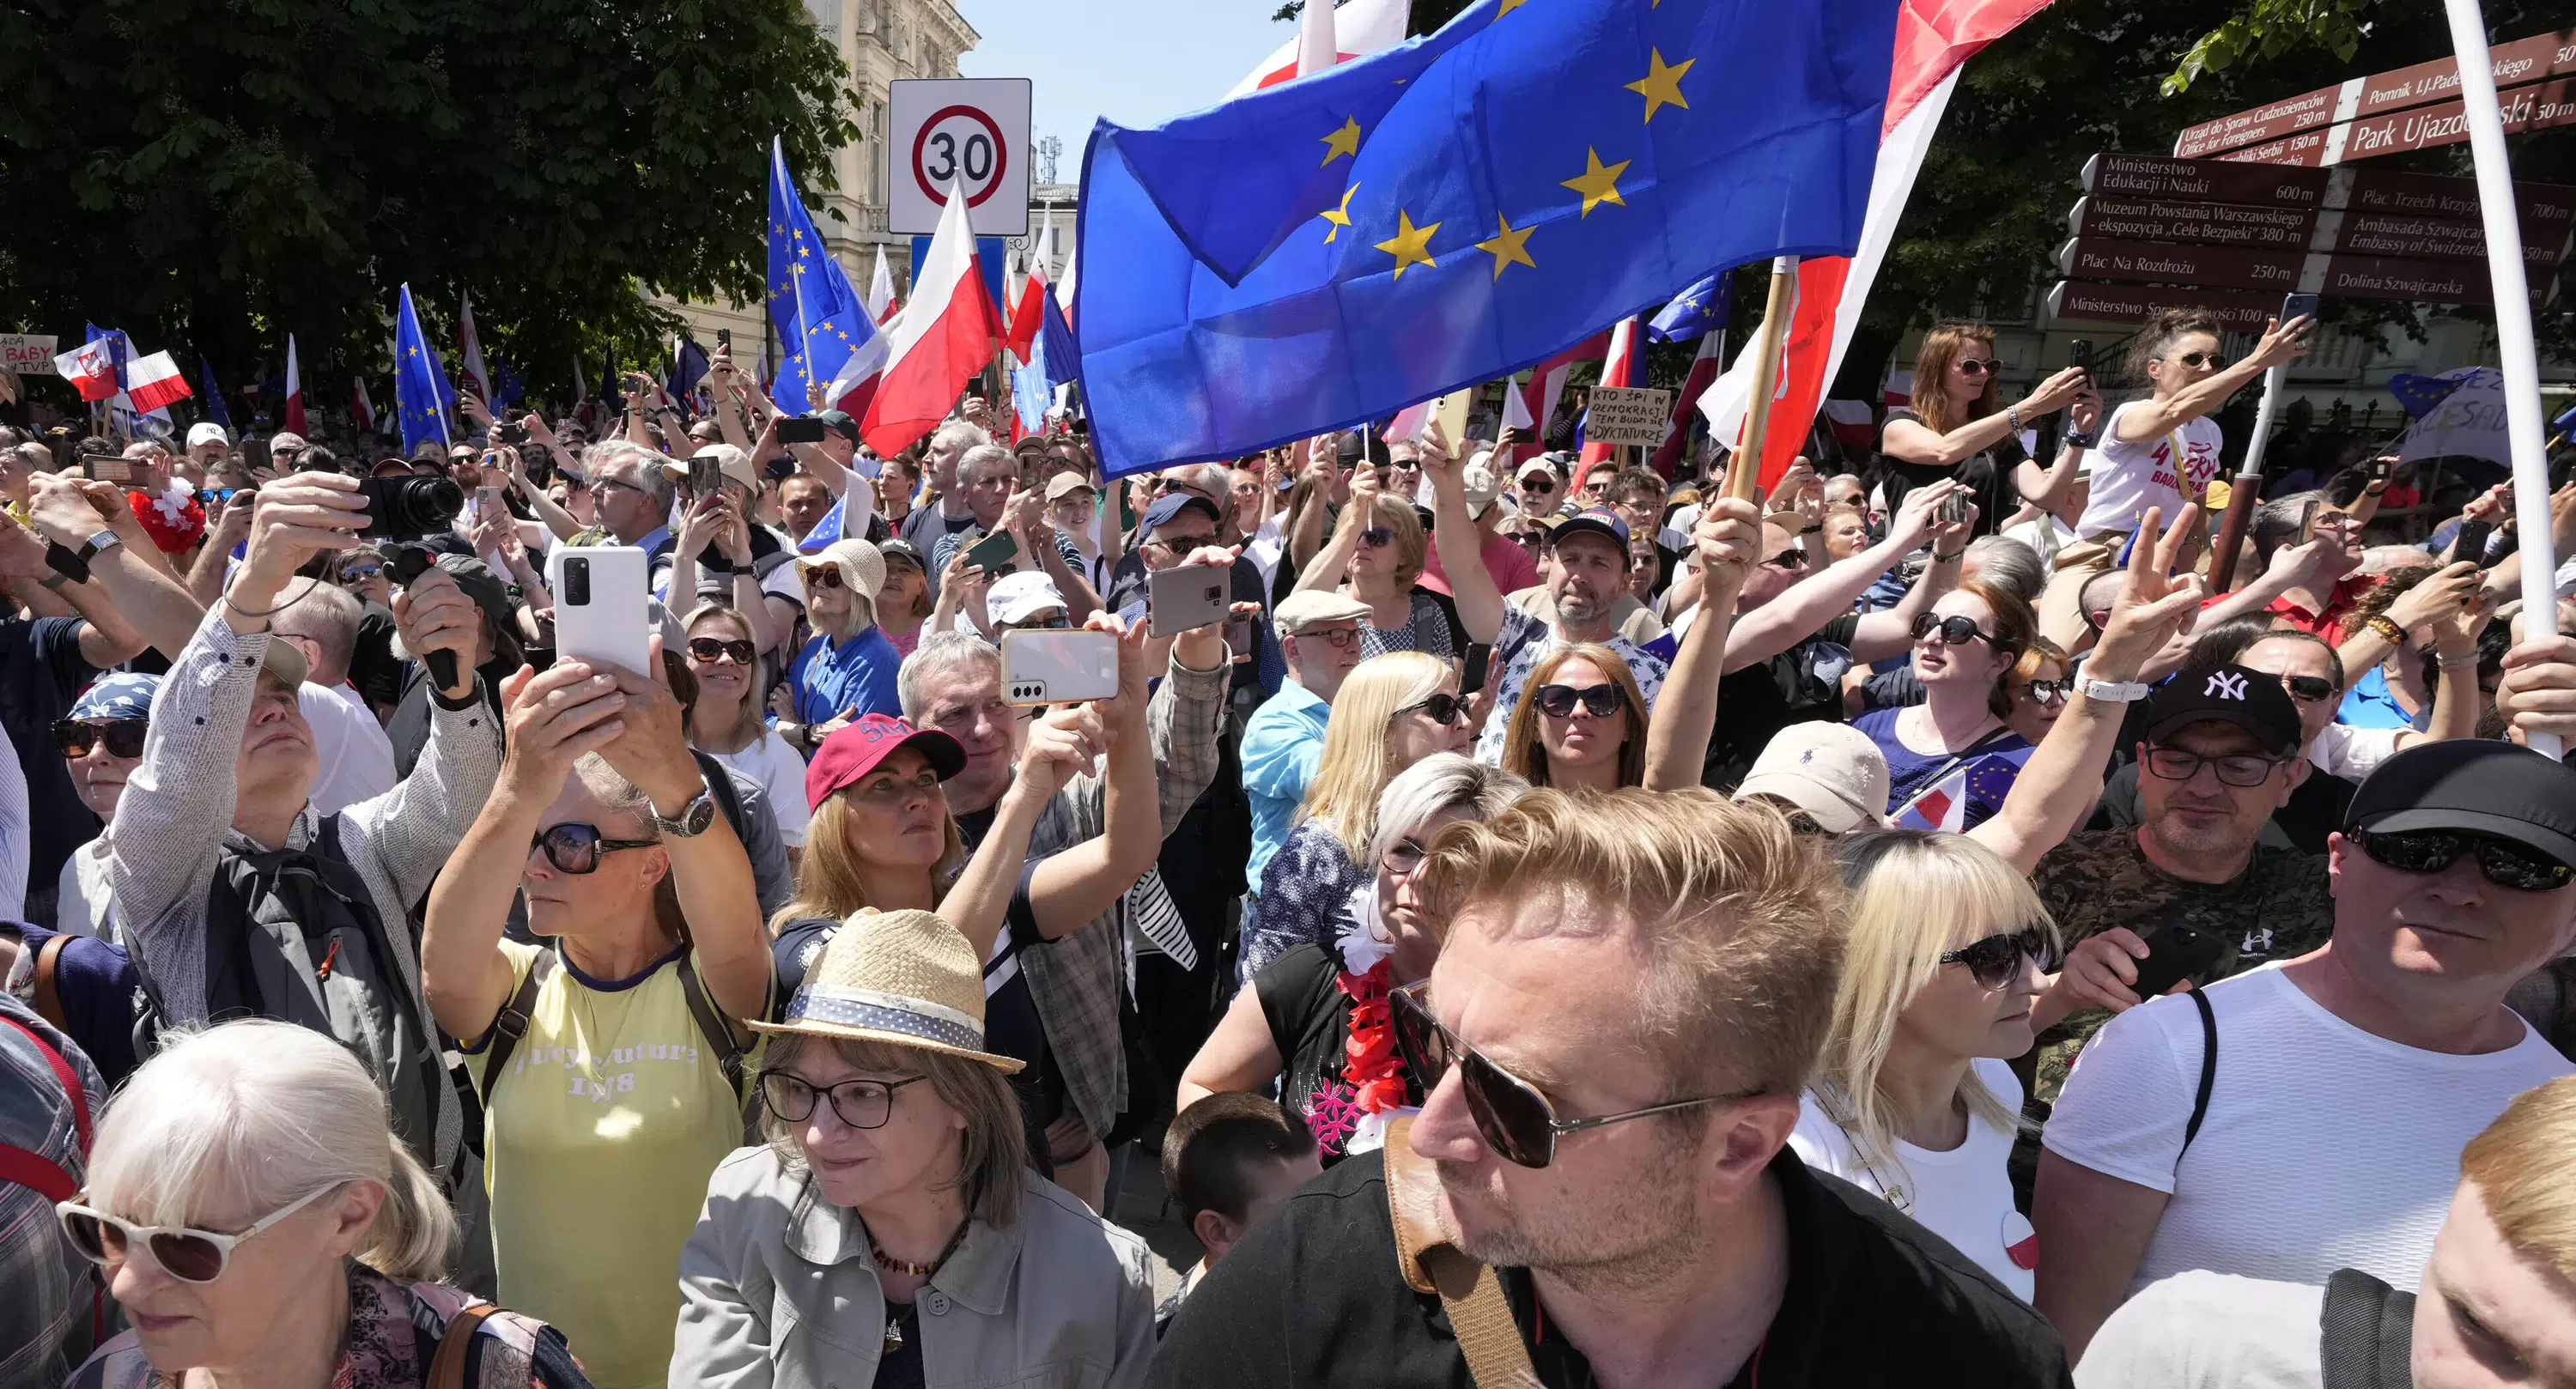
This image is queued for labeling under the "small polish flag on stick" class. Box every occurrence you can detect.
[283,334,308,436]
[124,351,193,415]
[54,337,122,403]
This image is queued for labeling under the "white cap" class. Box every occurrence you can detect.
[987,570,1068,627]
[186,422,228,450]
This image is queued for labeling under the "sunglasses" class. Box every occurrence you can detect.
[1520,476,1558,493]
[2351,828,2574,894]
[1388,981,1745,1168]
[1508,531,1544,549]
[2279,674,2336,703]
[1534,682,1622,719]
[756,1071,928,1130]
[337,562,383,582]
[2142,747,2287,788]
[1762,549,1808,571]
[1911,612,2005,651]
[1358,526,1395,548]
[1001,613,1072,632]
[1398,692,1465,726]
[2020,678,2069,706]
[52,719,148,759]
[804,566,846,590]
[58,1183,341,1284]
[2174,350,2229,369]
[529,822,658,874]
[1953,358,2000,375]
[687,636,756,665]
[1939,925,2056,989]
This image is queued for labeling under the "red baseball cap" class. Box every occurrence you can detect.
[805,713,967,811]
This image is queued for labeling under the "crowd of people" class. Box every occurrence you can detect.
[2,304,2576,1389]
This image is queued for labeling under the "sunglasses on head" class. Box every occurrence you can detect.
[2351,828,2574,893]
[1953,358,2000,375]
[804,566,846,590]
[2278,674,2336,703]
[687,636,757,665]
[1911,612,2005,650]
[58,1183,341,1284]
[52,719,147,759]
[1399,692,1465,726]
[1534,682,1622,719]
[1939,925,2056,989]
[1358,526,1395,548]
[1388,981,1746,1168]
[530,822,657,874]
[2175,350,2229,369]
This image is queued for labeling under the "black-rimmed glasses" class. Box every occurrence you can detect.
[1533,682,1621,719]
[1911,612,2006,651]
[687,636,756,665]
[52,719,147,759]
[757,1071,929,1129]
[2142,747,2288,788]
[1397,692,1464,726]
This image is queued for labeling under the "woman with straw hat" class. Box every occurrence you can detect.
[672,908,1157,1387]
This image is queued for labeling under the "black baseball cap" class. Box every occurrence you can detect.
[2347,740,2576,866]
[2143,664,2304,756]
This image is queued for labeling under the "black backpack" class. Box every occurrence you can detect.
[2318,1268,2414,1388]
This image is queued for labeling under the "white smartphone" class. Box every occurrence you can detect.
[1145,563,1229,638]
[546,544,653,676]
[999,629,1120,706]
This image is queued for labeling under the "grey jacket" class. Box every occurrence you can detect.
[671,1145,1157,1389]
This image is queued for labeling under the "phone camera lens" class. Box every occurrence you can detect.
[564,557,591,606]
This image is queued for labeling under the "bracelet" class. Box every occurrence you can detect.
[2439,653,2477,670]
[2007,404,2025,432]
[2366,615,2407,646]
[1932,548,1965,564]
[2062,430,2099,450]
[221,584,311,620]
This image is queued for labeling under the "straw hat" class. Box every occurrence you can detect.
[750,910,1024,1073]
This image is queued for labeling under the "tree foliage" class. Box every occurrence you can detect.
[0,0,858,398]
[2163,0,2376,95]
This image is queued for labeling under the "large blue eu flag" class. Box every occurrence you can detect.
[767,137,879,412]
[393,285,457,455]
[1073,0,1899,477]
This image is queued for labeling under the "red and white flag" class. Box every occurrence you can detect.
[1005,211,1054,366]
[352,377,377,433]
[1574,316,1644,486]
[53,337,121,403]
[1509,330,1609,464]
[1229,0,1409,94]
[1904,767,1973,833]
[1649,330,1728,477]
[457,292,492,406]
[283,334,308,436]
[866,245,898,324]
[1698,0,2050,492]
[859,181,1002,458]
[1824,398,1875,446]
[124,351,193,415]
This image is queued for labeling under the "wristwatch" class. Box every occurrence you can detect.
[2077,676,2150,703]
[2062,430,2099,450]
[78,530,122,562]
[648,779,721,840]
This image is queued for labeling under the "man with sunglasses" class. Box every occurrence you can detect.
[2079,307,2313,540]
[1151,792,2072,1386]
[1513,455,1567,520]
[2037,740,2576,1361]
[1242,590,1371,889]
[46,673,158,939]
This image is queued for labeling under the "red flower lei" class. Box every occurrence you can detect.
[1336,960,1408,1114]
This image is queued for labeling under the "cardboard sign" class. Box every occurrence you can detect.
[1583,386,1674,446]
[0,334,59,376]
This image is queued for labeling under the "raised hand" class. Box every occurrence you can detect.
[1692,495,1761,605]
[392,561,486,699]
[2089,504,2208,680]
[2022,365,2090,417]
[495,661,629,801]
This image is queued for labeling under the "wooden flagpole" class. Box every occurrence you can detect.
[1728,256,1801,503]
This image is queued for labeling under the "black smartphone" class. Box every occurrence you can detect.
[1223,617,1256,663]
[715,328,732,349]
[2129,920,2227,1001]
[2452,519,2494,566]
[2280,292,2320,325]
[1461,642,1493,695]
[776,416,829,446]
[493,419,527,446]
[2366,454,2393,482]
[2069,339,2093,373]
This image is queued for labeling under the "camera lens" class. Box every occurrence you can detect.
[356,476,465,540]
[563,557,591,607]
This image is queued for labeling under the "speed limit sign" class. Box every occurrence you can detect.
[887,77,1032,237]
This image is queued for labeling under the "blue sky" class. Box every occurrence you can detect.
[959,0,1297,181]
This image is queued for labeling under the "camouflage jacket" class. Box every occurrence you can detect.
[2026,829,2333,1107]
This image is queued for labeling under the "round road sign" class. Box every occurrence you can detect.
[911,104,1011,210]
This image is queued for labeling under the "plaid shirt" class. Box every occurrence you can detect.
[0,993,107,1388]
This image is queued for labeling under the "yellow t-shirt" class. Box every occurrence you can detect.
[466,939,762,1389]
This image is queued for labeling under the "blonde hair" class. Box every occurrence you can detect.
[1911,324,2001,436]
[771,792,968,933]
[1296,652,1452,866]
[1499,643,1649,788]
[85,1020,453,1282]
[1815,831,2057,1188]
[1419,788,1844,1098]
[2459,1073,2576,1281]
[1334,490,1428,587]
[683,603,768,752]
[758,1032,1027,1227]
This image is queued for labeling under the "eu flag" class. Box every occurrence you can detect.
[393,284,458,455]
[198,358,234,429]
[1073,0,1898,477]
[768,137,880,411]
[1648,269,1733,343]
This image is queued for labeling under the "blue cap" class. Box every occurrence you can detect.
[1551,507,1631,553]
[70,672,161,722]
[1141,492,1224,535]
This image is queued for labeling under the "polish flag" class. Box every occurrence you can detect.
[1229,0,1409,95]
[457,292,492,405]
[1005,211,1054,365]
[352,377,377,434]
[1698,0,2050,492]
[866,244,897,324]
[1900,767,1971,832]
[1650,331,1728,477]
[124,351,193,415]
[858,181,1002,458]
[283,334,307,436]
[1884,369,1917,412]
[53,337,121,403]
[1574,316,1644,486]
[1510,330,1609,464]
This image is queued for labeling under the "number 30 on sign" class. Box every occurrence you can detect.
[888,77,1033,238]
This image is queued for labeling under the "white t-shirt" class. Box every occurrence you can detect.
[301,682,398,817]
[2310,721,2406,784]
[2075,1271,2325,1389]
[2001,514,2078,573]
[2044,962,2573,1294]
[2075,403,2224,538]
[703,731,812,847]
[1789,1058,2036,1301]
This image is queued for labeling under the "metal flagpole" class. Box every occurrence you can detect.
[2442,0,2561,759]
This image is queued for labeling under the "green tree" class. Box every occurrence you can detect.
[0,0,858,404]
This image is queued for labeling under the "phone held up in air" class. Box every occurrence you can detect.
[716,328,732,349]
[2129,919,2228,1002]
[1145,563,1229,638]
[1940,490,1970,526]
[686,452,722,498]
[2452,519,2494,567]
[2069,339,2093,374]
[775,416,829,446]
[88,456,131,484]
[545,545,653,678]
[1000,629,1120,706]
[961,528,1020,575]
[1461,642,1494,696]
[476,484,505,517]
[2279,292,2320,326]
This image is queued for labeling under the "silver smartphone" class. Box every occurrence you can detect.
[999,629,1120,706]
[545,544,653,676]
[1145,563,1229,638]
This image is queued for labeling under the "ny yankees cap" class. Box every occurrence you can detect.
[2143,664,2303,756]
[2347,740,2576,868]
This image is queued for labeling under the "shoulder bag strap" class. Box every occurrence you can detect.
[2181,986,2218,1155]
[428,1301,501,1389]
[1886,725,2026,822]
[2318,1267,2415,1389]
[1382,1116,1541,1389]
[476,952,554,1109]
[0,1014,90,1155]
[675,952,750,1102]
[32,933,71,1037]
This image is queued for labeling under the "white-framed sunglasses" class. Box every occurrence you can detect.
[58,1181,343,1283]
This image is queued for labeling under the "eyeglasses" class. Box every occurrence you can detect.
[2019,678,2069,707]
[1293,626,1362,649]
[1520,476,1558,493]
[804,566,846,590]
[1388,981,1747,1168]
[58,1183,342,1284]
[1358,526,1394,548]
[337,562,382,582]
[1762,549,1808,571]
[2350,828,2574,894]
[1381,835,1432,876]
[757,1071,929,1130]
[587,476,646,499]
[2175,350,2229,369]
[687,636,757,665]
[1142,531,1218,555]
[1000,612,1072,632]
[529,822,658,874]
[1953,359,2000,375]
[2142,747,2287,788]
[1397,692,1464,726]
[1911,612,2005,651]
[52,719,148,759]
[1534,682,1622,719]
[1507,530,1544,549]
[2278,674,2336,703]
[1938,925,2056,989]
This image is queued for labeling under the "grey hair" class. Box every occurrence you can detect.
[1962,536,2044,606]
[928,422,993,485]
[570,752,653,832]
[269,578,366,683]
[585,440,674,515]
[957,443,1017,486]
[2251,489,2325,565]
[1168,463,1232,502]
[898,630,1002,722]
[84,1019,456,1282]
[1367,753,1532,865]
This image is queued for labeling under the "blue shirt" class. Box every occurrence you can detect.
[1853,708,2032,831]
[1242,680,1333,886]
[2338,665,2422,731]
[787,626,903,725]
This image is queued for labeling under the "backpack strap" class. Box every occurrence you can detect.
[31,933,71,1036]
[0,1014,90,1156]
[676,952,750,1103]
[2182,986,2218,1155]
[475,952,555,1110]
[1382,1115,1542,1389]
[428,1302,500,1389]
[2318,1267,2415,1389]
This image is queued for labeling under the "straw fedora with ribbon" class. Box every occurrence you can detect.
[750,910,1024,1074]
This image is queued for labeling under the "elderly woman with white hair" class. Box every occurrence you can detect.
[60,1020,594,1389]
[1177,753,1528,1163]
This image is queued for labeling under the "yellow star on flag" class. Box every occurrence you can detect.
[1625,49,1693,124]
[1320,183,1360,243]
[1320,116,1362,166]
[1475,214,1537,278]
[1496,0,1528,14]
[1373,209,1441,280]
[1561,148,1630,216]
